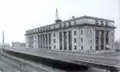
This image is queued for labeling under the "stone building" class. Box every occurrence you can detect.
[25,16,116,53]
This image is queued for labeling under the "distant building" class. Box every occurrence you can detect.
[25,15,116,53]
[12,42,25,48]
[0,43,10,48]
[114,41,120,52]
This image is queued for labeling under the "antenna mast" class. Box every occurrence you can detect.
[55,8,62,23]
[56,8,59,20]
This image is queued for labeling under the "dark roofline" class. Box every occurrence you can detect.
[83,16,114,22]
[61,15,114,22]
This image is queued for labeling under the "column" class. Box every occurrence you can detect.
[47,34,49,49]
[41,35,42,48]
[98,30,101,51]
[104,31,106,51]
[46,34,48,49]
[67,31,69,51]
[44,34,46,48]
[62,32,64,51]
[49,33,51,49]
[40,35,42,48]
[37,35,39,48]
[42,34,44,48]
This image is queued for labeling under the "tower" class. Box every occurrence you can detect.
[2,31,4,44]
[55,8,62,23]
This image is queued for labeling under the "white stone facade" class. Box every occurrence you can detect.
[25,16,116,53]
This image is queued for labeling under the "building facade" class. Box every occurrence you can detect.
[12,42,26,48]
[25,16,116,53]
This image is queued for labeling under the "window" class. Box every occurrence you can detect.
[74,31,77,35]
[54,45,56,48]
[101,30,104,36]
[81,46,83,50]
[106,31,109,44]
[54,25,55,29]
[105,21,108,26]
[95,20,98,24]
[68,21,71,26]
[74,38,77,43]
[101,45,104,50]
[90,30,92,34]
[54,33,55,37]
[81,38,83,43]
[81,30,83,35]
[90,40,92,43]
[64,22,66,27]
[96,46,99,51]
[101,21,104,25]
[95,30,99,37]
[74,46,77,50]
[54,39,56,43]
[66,22,69,26]
[90,46,92,50]
[59,23,62,28]
[49,46,51,49]
[49,33,51,45]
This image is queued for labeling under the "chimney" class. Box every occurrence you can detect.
[2,31,4,44]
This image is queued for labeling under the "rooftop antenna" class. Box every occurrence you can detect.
[55,8,62,23]
[2,31,4,44]
[84,14,86,16]
[56,8,59,20]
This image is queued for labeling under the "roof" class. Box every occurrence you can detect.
[25,15,115,32]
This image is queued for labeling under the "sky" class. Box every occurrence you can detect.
[0,0,119,44]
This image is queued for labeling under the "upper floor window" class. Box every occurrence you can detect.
[54,39,56,43]
[105,21,108,26]
[54,45,56,48]
[64,22,66,27]
[81,30,83,35]
[68,21,71,26]
[74,38,77,43]
[101,21,104,25]
[71,21,74,25]
[81,46,83,50]
[74,31,77,35]
[54,25,56,29]
[81,38,83,43]
[90,40,92,43]
[90,46,92,50]
[74,46,77,50]
[90,30,92,34]
[54,33,56,37]
[66,22,69,26]
[59,23,62,28]
[95,20,98,25]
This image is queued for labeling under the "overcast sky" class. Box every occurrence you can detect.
[0,0,119,44]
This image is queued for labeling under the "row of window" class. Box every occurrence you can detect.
[53,30,83,37]
[26,20,109,34]
[26,20,76,34]
[95,20,108,26]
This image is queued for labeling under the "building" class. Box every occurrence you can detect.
[12,42,25,48]
[25,15,116,53]
[0,43,10,48]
